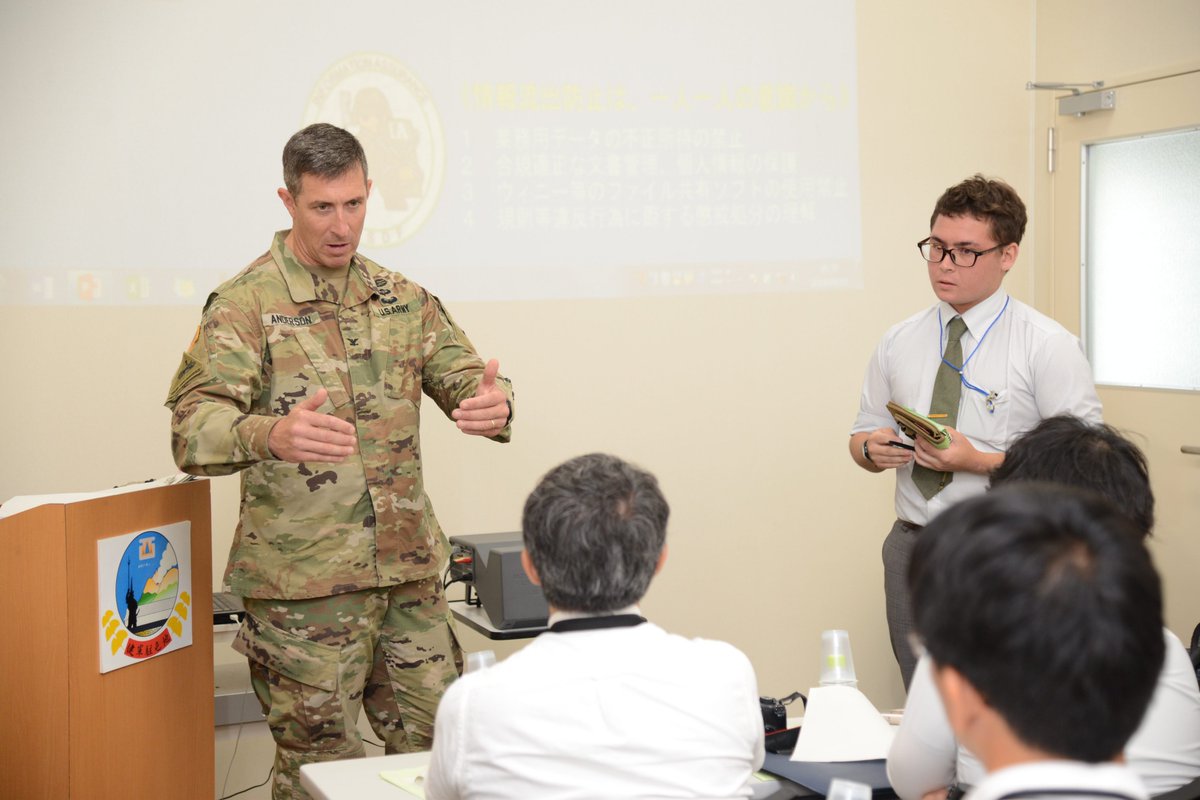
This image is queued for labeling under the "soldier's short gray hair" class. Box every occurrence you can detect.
[282,123,369,198]
[522,453,669,613]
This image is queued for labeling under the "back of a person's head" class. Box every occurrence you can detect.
[522,453,668,612]
[910,484,1164,762]
[989,414,1154,537]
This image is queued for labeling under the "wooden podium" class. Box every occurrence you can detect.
[0,480,214,799]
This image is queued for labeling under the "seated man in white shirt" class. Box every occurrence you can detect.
[903,484,1165,800]
[425,453,765,800]
[888,416,1200,799]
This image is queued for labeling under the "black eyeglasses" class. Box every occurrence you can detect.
[917,237,1004,268]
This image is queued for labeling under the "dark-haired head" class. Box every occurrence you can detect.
[522,453,668,612]
[931,174,1027,248]
[989,415,1154,538]
[282,123,369,198]
[910,484,1163,762]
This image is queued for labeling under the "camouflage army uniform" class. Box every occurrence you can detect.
[166,231,512,799]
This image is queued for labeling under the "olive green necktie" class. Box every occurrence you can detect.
[912,315,967,500]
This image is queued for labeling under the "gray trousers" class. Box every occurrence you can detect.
[882,518,922,691]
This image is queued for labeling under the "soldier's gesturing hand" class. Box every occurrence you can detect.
[267,388,358,463]
[452,359,510,436]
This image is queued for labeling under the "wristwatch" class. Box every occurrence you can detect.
[862,439,874,464]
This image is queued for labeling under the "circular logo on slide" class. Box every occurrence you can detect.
[304,53,445,248]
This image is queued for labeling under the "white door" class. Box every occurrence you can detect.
[1049,68,1200,641]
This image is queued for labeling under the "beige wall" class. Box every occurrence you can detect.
[1,1,1195,713]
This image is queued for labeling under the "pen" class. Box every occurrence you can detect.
[888,440,915,451]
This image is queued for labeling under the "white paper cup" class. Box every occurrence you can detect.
[465,649,496,673]
[827,778,872,800]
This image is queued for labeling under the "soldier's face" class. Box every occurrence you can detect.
[278,166,372,269]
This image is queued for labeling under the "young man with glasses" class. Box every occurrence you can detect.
[848,175,1102,689]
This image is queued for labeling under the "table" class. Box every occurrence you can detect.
[300,751,812,799]
[300,752,426,799]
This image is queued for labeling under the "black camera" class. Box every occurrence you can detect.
[760,691,805,754]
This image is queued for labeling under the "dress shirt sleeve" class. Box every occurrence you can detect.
[851,336,899,435]
[425,679,467,800]
[1124,629,1200,795]
[1029,331,1103,424]
[887,655,959,800]
[165,296,279,475]
[418,292,515,441]
[735,649,767,772]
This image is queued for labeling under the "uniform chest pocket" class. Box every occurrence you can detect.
[289,328,352,409]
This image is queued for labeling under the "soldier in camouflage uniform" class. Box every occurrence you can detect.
[165,123,513,799]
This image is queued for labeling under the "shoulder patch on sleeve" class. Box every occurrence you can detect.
[165,351,212,407]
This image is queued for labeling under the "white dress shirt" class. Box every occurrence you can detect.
[425,614,765,800]
[887,629,1200,799]
[852,289,1102,525]
[966,760,1148,800]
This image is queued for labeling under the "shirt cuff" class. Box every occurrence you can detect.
[237,414,282,461]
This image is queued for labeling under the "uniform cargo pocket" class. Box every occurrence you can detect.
[233,611,340,691]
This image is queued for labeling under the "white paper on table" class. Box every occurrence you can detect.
[790,684,896,762]
[380,766,427,798]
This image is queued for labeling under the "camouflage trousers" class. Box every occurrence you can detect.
[234,576,463,800]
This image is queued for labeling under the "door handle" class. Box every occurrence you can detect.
[1183,446,1200,455]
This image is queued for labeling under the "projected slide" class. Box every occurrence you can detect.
[0,1,860,305]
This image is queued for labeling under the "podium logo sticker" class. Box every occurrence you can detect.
[97,521,193,673]
[304,52,446,249]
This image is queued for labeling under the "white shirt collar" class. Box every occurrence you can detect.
[937,288,1010,339]
[968,759,1148,800]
